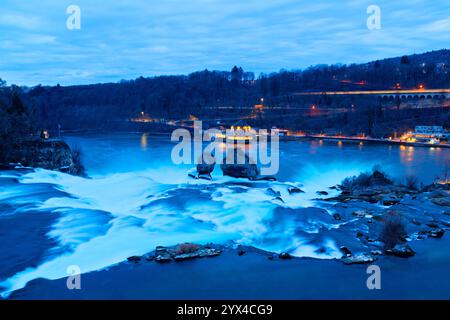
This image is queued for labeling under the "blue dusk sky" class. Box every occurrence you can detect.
[0,0,449,86]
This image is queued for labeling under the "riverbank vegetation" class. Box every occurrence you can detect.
[0,86,36,159]
[0,84,85,175]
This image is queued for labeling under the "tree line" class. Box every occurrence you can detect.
[1,49,450,138]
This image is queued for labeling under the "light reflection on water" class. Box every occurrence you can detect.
[62,133,450,185]
[1,133,450,297]
[399,145,415,164]
[140,133,148,151]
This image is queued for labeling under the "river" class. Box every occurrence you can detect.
[0,133,449,297]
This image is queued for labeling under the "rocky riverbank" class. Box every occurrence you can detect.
[7,234,450,300]
[124,243,305,266]
[0,138,84,175]
[315,170,450,264]
[188,168,450,265]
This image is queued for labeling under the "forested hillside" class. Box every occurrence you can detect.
[1,49,450,136]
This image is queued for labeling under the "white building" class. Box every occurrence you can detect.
[412,126,450,141]
[414,126,445,134]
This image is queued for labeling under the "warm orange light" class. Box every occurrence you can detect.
[140,133,148,150]
[216,133,226,139]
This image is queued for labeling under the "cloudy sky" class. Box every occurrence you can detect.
[0,0,449,86]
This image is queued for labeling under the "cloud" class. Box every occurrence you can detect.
[0,0,449,86]
[148,46,170,53]
[0,12,43,29]
[421,18,450,33]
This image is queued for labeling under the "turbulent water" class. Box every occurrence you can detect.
[0,133,449,297]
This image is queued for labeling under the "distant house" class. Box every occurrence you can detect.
[271,126,288,136]
[414,126,445,135]
[410,126,450,142]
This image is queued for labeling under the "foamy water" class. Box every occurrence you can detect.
[0,134,447,297]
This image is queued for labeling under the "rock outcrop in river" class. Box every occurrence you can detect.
[189,148,276,181]
[127,243,222,264]
[219,148,258,179]
[325,170,414,204]
[0,139,84,175]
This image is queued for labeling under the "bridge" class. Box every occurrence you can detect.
[293,89,450,100]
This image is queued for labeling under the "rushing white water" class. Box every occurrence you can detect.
[0,165,364,296]
[0,134,447,297]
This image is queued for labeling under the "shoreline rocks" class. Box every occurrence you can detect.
[339,246,352,257]
[341,253,376,265]
[129,243,223,264]
[288,186,304,194]
[429,229,445,238]
[385,244,416,258]
[0,138,84,176]
[279,252,293,260]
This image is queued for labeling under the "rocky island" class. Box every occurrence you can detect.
[0,89,84,175]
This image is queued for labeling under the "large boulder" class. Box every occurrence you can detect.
[187,155,215,180]
[196,160,215,176]
[221,163,258,180]
[1,139,83,175]
[385,244,416,258]
[220,149,259,180]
